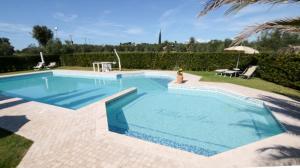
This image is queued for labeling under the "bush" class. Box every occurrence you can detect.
[0,55,60,72]
[60,52,258,71]
[257,54,300,89]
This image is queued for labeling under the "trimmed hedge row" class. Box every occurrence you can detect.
[257,54,300,90]
[60,52,258,71]
[0,55,60,72]
[1,52,299,90]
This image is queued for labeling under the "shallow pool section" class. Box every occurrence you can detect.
[107,89,284,156]
[0,72,171,109]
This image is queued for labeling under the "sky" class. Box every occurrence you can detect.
[0,0,298,49]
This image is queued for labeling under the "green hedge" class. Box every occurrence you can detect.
[60,52,258,71]
[257,54,300,90]
[0,55,60,72]
[1,52,299,90]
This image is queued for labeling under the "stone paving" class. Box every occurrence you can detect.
[0,70,299,168]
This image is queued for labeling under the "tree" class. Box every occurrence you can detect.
[256,29,300,52]
[224,38,233,48]
[0,37,14,56]
[189,37,196,44]
[46,38,62,54]
[20,44,43,55]
[158,30,162,44]
[199,0,300,45]
[32,25,53,47]
[61,40,74,54]
[187,37,196,52]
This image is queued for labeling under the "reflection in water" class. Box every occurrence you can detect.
[42,77,49,89]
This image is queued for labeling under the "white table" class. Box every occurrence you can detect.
[92,62,114,72]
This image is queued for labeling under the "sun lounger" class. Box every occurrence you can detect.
[223,70,237,78]
[33,62,44,70]
[45,62,56,69]
[240,66,258,79]
[215,69,228,75]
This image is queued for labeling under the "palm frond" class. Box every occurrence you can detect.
[232,17,300,45]
[199,0,300,16]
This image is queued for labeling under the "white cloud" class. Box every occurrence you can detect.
[69,20,143,40]
[159,8,181,30]
[196,38,210,43]
[125,28,144,35]
[53,12,78,22]
[160,9,177,21]
[0,22,31,34]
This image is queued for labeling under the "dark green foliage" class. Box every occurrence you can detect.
[0,37,14,56]
[46,38,63,54]
[0,55,60,72]
[257,54,300,89]
[17,30,300,55]
[60,52,257,71]
[256,30,300,53]
[17,44,43,55]
[32,25,53,47]
[158,30,162,44]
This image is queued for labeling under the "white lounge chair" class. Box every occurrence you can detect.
[223,70,238,78]
[240,66,258,79]
[33,62,44,70]
[215,69,228,75]
[46,62,56,69]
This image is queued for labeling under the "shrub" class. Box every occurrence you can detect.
[0,55,60,72]
[60,52,258,71]
[257,54,300,89]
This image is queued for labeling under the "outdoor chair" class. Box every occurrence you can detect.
[33,62,44,70]
[240,66,258,79]
[46,62,56,69]
[223,70,239,78]
[215,69,228,76]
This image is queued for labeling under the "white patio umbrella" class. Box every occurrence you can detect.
[224,46,259,69]
[224,46,259,54]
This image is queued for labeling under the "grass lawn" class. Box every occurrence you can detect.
[187,71,300,100]
[0,128,33,168]
[0,70,37,76]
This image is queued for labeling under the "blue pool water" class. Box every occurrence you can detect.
[0,72,170,109]
[0,72,284,156]
[107,89,284,156]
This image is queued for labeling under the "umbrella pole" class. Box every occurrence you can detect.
[236,55,240,69]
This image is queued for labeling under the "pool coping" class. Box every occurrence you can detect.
[0,69,299,167]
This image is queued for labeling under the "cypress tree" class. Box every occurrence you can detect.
[158,30,162,44]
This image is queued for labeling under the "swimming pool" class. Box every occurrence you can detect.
[0,72,171,109]
[0,72,284,156]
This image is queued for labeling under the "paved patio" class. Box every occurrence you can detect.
[0,70,299,168]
